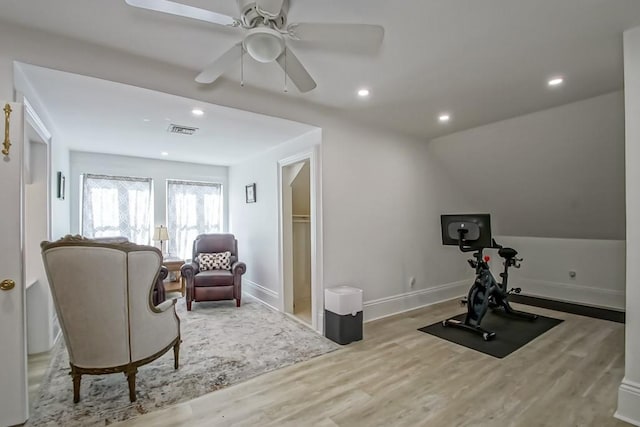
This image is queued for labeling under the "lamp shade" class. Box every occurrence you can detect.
[153,225,169,241]
[243,28,284,63]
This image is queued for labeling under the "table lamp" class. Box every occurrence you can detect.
[153,225,170,254]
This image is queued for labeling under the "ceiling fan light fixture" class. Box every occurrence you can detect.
[243,28,285,63]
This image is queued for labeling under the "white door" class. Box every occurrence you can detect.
[0,101,28,426]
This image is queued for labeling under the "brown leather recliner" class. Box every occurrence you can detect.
[181,233,247,310]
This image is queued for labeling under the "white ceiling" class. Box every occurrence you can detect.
[18,63,316,165]
[2,0,640,140]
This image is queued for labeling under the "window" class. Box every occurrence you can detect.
[167,180,223,260]
[81,174,153,244]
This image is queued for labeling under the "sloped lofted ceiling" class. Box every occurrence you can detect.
[427,92,625,240]
[1,0,640,140]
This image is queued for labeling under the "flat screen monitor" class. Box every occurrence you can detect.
[441,214,492,249]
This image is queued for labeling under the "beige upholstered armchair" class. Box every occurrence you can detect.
[91,236,169,305]
[181,233,246,310]
[41,235,181,403]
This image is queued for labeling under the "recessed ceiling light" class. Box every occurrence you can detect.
[192,108,204,116]
[439,114,451,122]
[357,89,370,97]
[161,152,169,156]
[143,118,151,122]
[548,77,564,87]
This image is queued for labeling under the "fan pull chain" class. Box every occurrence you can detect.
[283,47,288,93]
[240,46,245,87]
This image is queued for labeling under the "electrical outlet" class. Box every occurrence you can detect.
[409,276,416,287]
[569,270,577,279]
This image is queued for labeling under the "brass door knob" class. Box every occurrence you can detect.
[0,279,15,291]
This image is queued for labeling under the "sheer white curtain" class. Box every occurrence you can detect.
[81,174,153,244]
[167,180,223,260]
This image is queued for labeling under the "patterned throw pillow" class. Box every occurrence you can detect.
[198,252,232,271]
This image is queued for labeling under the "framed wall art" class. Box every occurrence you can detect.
[245,183,256,203]
[57,171,66,200]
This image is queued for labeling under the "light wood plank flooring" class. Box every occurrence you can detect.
[109,299,627,426]
[294,296,312,325]
[27,350,53,408]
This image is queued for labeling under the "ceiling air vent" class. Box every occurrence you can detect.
[167,124,198,135]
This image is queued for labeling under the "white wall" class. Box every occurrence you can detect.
[428,92,626,309]
[229,130,320,308]
[489,236,625,309]
[24,140,55,354]
[230,122,474,322]
[322,123,474,321]
[293,221,312,303]
[292,162,310,215]
[616,25,640,427]
[24,141,48,286]
[69,151,229,244]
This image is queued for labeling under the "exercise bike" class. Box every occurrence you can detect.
[440,214,538,341]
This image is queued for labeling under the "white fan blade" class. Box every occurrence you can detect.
[287,23,384,47]
[256,0,284,18]
[125,0,239,27]
[195,42,243,84]
[276,48,316,93]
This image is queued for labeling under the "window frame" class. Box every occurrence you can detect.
[80,173,154,244]
[165,179,224,259]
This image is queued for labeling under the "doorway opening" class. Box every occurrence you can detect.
[22,98,55,411]
[288,160,311,323]
[279,147,322,332]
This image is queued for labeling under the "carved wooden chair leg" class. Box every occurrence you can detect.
[173,339,181,370]
[71,366,82,403]
[126,367,138,402]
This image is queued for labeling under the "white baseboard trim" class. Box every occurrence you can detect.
[616,378,640,426]
[316,309,324,334]
[363,280,469,323]
[515,278,625,310]
[243,280,280,311]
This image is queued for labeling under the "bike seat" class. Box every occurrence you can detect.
[498,247,518,259]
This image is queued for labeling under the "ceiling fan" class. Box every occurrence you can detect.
[125,0,384,92]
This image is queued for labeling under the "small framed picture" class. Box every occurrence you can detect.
[245,183,256,203]
[56,172,66,200]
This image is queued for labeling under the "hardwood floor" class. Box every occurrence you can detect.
[294,296,312,325]
[110,299,628,426]
[27,350,53,409]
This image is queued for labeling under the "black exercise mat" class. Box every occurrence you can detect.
[418,311,563,358]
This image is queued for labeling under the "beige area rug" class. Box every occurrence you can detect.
[28,298,338,426]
